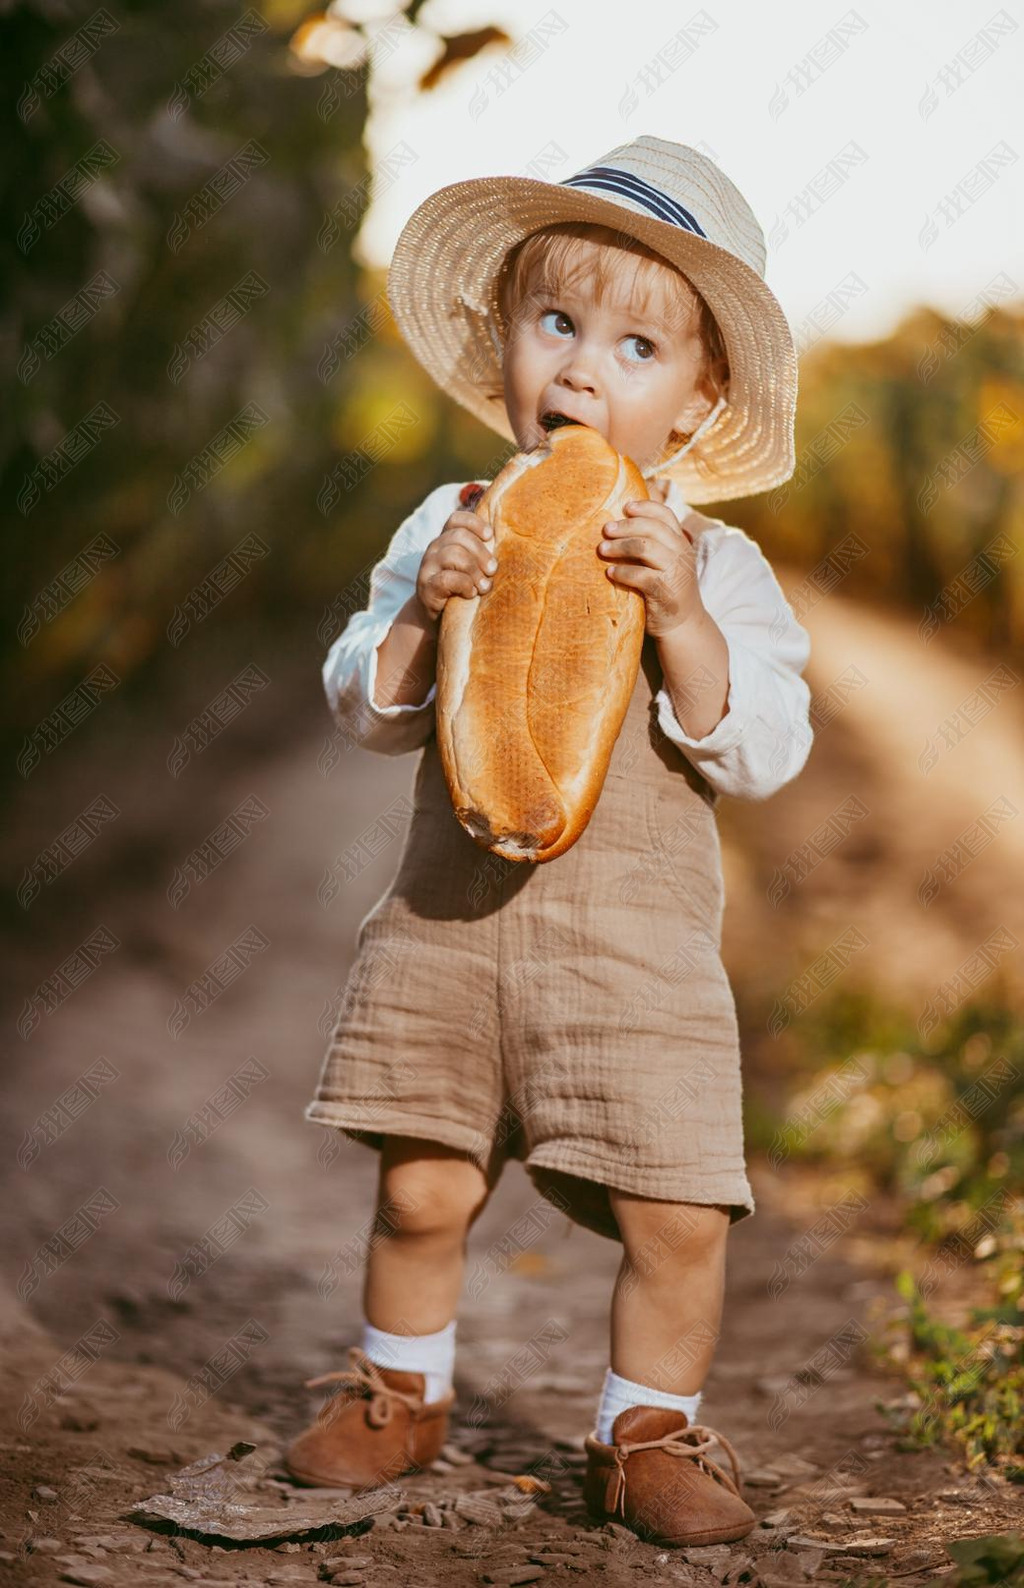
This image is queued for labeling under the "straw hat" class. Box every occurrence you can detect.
[386,134,798,505]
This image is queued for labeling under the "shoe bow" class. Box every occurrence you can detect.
[304,1345,426,1428]
[609,1420,743,1519]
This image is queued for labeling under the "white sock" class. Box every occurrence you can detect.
[595,1366,702,1445]
[360,1319,456,1404]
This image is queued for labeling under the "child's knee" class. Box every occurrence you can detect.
[377,1138,490,1238]
[611,1193,729,1270]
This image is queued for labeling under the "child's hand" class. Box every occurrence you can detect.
[416,490,497,623]
[597,500,702,639]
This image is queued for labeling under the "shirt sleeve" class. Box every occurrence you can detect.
[653,524,814,800]
[321,482,462,756]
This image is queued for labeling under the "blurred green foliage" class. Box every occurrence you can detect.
[5,0,499,780]
[7,0,363,738]
[757,990,1022,1238]
[886,1271,1023,1472]
[740,305,1024,654]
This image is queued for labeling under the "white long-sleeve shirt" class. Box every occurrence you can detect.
[322,477,814,801]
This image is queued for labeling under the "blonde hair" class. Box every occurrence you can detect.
[486,221,730,464]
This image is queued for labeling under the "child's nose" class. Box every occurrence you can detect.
[558,361,597,393]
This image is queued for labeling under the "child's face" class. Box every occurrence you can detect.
[501,238,713,474]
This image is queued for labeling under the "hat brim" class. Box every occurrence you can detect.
[387,174,798,504]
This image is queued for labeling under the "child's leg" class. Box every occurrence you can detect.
[609,1193,728,1388]
[286,1134,493,1486]
[354,1134,494,1402]
[365,1133,494,1331]
[596,1193,729,1439]
[583,1195,756,1543]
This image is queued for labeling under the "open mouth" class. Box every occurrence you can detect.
[539,411,584,433]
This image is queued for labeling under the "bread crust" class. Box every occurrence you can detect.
[437,425,649,863]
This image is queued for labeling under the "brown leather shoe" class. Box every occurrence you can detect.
[583,1406,757,1547]
[285,1345,455,1491]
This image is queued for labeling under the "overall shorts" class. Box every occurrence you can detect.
[306,633,755,1242]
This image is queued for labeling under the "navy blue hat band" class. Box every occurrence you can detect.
[559,165,708,239]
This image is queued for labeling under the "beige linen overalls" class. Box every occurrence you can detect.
[306,624,755,1242]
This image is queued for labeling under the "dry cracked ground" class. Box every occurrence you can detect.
[3,575,1022,1586]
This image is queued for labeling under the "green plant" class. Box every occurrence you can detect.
[923,1530,1024,1587]
[882,1272,1024,1470]
[766,993,1022,1224]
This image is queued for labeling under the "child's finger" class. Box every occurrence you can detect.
[620,499,695,545]
[439,525,498,570]
[597,532,670,569]
[430,538,492,581]
[435,565,489,599]
[447,508,493,541]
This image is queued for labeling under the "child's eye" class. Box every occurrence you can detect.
[539,309,573,337]
[623,334,656,363]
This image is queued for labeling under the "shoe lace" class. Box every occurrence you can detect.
[609,1420,743,1520]
[303,1345,426,1429]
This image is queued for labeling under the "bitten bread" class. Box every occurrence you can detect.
[436,424,649,863]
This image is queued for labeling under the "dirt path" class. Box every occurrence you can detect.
[3,591,1021,1586]
[719,564,1024,1018]
[4,1158,1019,1587]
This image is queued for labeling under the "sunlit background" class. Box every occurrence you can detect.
[341,0,1023,341]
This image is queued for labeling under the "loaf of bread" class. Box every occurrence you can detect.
[436,423,649,863]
